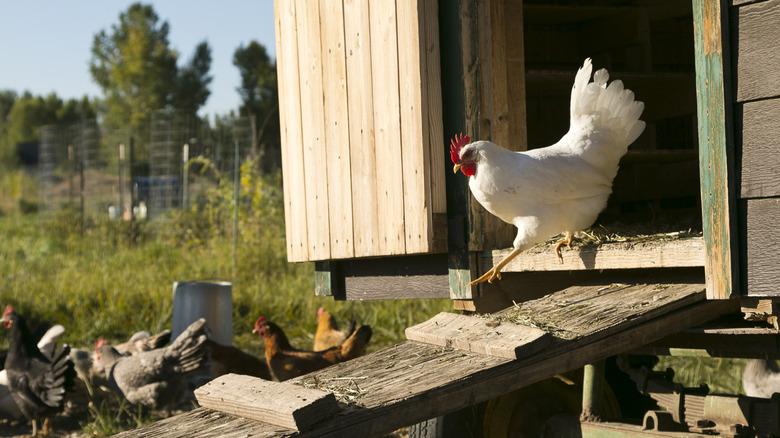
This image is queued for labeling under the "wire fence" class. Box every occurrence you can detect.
[38,112,255,223]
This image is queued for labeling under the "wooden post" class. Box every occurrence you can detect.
[67,144,75,206]
[692,0,739,299]
[118,143,125,219]
[129,136,135,221]
[581,361,606,422]
[442,0,476,299]
[182,143,189,209]
[233,139,240,278]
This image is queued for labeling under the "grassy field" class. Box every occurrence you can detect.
[0,166,450,435]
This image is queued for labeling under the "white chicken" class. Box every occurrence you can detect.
[452,58,645,285]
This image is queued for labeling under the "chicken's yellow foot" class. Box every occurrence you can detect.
[553,231,574,263]
[469,266,503,286]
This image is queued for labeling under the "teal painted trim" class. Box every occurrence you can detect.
[692,0,740,299]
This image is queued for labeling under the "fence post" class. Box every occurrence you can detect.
[79,135,85,235]
[119,142,125,220]
[233,139,240,277]
[129,136,135,221]
[67,143,75,206]
[182,143,190,209]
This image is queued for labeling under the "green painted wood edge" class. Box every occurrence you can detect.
[692,0,740,299]
[314,261,343,299]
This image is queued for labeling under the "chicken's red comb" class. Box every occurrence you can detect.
[95,337,107,350]
[2,305,14,317]
[317,307,325,317]
[450,133,471,164]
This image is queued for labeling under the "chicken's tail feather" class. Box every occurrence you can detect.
[40,342,75,408]
[568,58,645,174]
[165,318,209,374]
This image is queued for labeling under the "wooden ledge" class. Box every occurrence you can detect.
[483,236,704,273]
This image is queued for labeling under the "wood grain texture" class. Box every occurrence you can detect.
[405,312,551,359]
[275,0,309,262]
[397,0,433,254]
[693,0,739,299]
[122,282,734,437]
[739,98,780,198]
[295,0,330,260]
[370,0,406,255]
[486,237,705,273]
[319,0,354,258]
[744,198,780,296]
[424,0,447,215]
[194,374,339,431]
[343,0,380,258]
[734,0,780,102]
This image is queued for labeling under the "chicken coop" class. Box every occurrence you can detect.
[124,0,780,436]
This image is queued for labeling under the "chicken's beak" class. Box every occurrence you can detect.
[453,163,462,174]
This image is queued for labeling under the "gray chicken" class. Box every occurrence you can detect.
[94,318,209,410]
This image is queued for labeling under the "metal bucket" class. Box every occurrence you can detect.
[172,281,233,346]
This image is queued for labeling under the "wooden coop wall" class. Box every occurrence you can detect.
[731,0,780,296]
[274,0,446,263]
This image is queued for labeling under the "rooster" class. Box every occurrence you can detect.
[0,306,74,436]
[451,58,645,285]
[253,315,372,382]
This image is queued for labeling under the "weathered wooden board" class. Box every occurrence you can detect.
[319,0,354,259]
[744,198,780,296]
[739,98,780,199]
[693,0,739,299]
[122,283,734,438]
[343,0,379,259]
[486,237,705,273]
[370,0,406,256]
[397,0,433,255]
[194,374,338,431]
[341,253,449,300]
[295,0,330,260]
[405,312,551,359]
[274,0,309,262]
[734,0,780,102]
[424,0,446,215]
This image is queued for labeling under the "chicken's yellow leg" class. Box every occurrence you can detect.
[553,231,574,263]
[469,246,525,286]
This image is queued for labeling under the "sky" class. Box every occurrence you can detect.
[0,1,277,118]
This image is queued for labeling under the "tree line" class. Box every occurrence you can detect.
[0,2,279,171]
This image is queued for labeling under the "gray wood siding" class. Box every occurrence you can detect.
[733,0,780,296]
[743,198,780,296]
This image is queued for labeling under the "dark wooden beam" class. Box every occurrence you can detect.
[692,0,740,299]
[340,254,450,300]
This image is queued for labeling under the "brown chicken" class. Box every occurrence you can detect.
[313,307,355,351]
[206,339,270,380]
[253,315,372,382]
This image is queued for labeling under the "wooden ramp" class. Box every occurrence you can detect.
[117,282,737,438]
